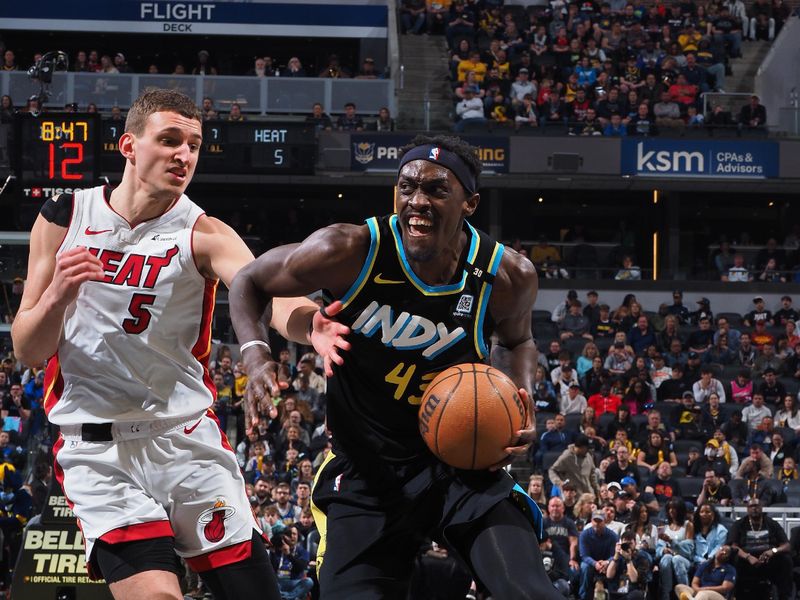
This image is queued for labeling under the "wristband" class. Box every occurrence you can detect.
[240,340,271,354]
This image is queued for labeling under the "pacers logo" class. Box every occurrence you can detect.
[198,498,237,543]
[353,142,376,165]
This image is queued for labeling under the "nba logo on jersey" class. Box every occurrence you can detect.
[429,147,441,161]
[455,294,474,316]
[333,474,343,492]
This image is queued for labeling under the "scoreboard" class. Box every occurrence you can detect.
[14,116,317,187]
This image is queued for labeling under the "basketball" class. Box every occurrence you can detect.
[418,363,527,470]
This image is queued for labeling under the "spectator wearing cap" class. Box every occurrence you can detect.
[454,85,486,132]
[192,49,217,75]
[667,290,690,324]
[578,510,618,600]
[650,354,673,389]
[561,382,588,415]
[689,298,714,327]
[684,351,703,383]
[693,367,726,404]
[510,68,536,106]
[113,52,131,73]
[744,296,773,328]
[355,57,380,79]
[773,295,799,326]
[741,393,772,435]
[549,434,600,499]
[560,301,593,342]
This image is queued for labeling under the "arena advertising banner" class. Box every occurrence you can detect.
[0,0,388,38]
[12,481,113,599]
[351,134,509,174]
[621,139,779,178]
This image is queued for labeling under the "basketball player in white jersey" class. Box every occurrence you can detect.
[11,89,349,600]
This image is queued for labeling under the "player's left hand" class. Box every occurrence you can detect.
[310,300,352,377]
[243,357,288,430]
[489,388,535,471]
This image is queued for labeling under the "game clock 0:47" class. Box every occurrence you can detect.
[14,113,101,185]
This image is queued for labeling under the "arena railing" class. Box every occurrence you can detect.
[0,71,396,116]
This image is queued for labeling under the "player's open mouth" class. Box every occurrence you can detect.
[168,168,187,181]
[408,215,434,237]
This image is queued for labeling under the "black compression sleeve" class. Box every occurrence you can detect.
[39,193,74,227]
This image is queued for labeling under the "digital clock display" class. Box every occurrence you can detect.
[14,113,100,185]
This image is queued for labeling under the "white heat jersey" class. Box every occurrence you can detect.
[45,186,218,425]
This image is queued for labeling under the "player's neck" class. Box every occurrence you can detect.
[406,229,468,287]
[110,177,179,227]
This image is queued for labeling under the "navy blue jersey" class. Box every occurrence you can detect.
[325,214,504,464]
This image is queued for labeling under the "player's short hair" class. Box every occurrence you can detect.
[401,134,482,192]
[125,88,202,136]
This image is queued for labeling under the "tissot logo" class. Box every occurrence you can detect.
[636,143,704,173]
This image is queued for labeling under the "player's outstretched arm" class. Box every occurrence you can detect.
[488,249,539,468]
[12,214,104,366]
[229,223,367,422]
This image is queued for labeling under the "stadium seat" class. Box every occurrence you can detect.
[595,337,614,354]
[534,321,559,340]
[677,476,704,500]
[779,377,799,396]
[720,403,744,419]
[564,413,582,432]
[673,439,700,454]
[672,465,687,478]
[532,310,551,323]
[597,412,615,435]
[722,364,743,382]
[777,427,796,445]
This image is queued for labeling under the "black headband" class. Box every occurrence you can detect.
[398,144,477,195]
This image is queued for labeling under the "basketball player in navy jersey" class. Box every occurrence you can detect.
[12,88,348,600]
[231,135,564,600]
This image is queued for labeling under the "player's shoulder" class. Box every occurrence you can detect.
[302,221,372,255]
[192,213,232,236]
[39,192,75,227]
[496,247,538,291]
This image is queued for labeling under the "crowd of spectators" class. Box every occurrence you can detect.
[417,0,786,134]
[528,287,800,599]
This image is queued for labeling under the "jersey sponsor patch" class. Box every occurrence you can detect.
[455,294,474,316]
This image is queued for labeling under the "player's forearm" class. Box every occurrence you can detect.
[229,264,273,352]
[271,297,317,345]
[11,291,68,365]
[491,339,537,394]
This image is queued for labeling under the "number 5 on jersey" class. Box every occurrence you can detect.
[123,293,156,334]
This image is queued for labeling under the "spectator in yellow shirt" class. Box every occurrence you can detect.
[457,50,487,82]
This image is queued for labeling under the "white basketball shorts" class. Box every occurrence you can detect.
[54,409,259,573]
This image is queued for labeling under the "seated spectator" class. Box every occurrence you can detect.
[201,97,217,121]
[336,102,364,131]
[271,527,313,599]
[757,258,785,282]
[739,95,767,129]
[400,0,427,35]
[748,0,776,40]
[561,301,593,342]
[562,382,588,415]
[737,443,774,479]
[776,456,799,490]
[319,54,351,78]
[603,113,628,137]
[753,341,781,375]
[606,445,641,486]
[355,57,381,79]
[774,394,800,431]
[674,545,736,600]
[589,382,623,416]
[454,85,486,131]
[693,367,726,403]
[456,51,486,83]
[653,91,684,129]
[721,253,751,282]
[527,474,549,513]
[757,367,785,405]
[284,57,307,77]
[543,496,581,576]
[691,503,729,570]
[640,430,678,473]
[656,497,694,599]
[486,91,512,125]
[246,57,272,77]
[578,512,618,600]
[727,499,792,598]
[193,49,217,75]
[514,93,539,130]
[698,469,733,506]
[628,103,658,136]
[614,255,641,280]
[454,71,485,100]
[701,393,726,432]
[227,103,246,122]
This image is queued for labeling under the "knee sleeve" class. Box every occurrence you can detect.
[199,531,280,600]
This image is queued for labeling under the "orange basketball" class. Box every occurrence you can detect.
[418,363,527,470]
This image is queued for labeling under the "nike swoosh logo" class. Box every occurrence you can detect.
[373,273,405,285]
[85,227,112,236]
[184,419,202,435]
